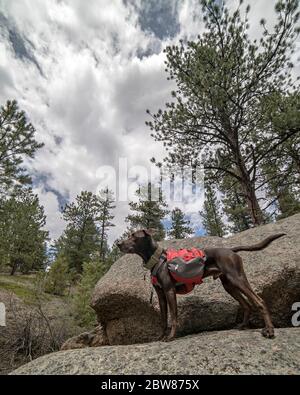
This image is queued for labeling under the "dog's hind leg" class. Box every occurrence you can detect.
[220,275,252,329]
[226,271,274,338]
[239,284,274,338]
[154,285,168,340]
[219,253,274,338]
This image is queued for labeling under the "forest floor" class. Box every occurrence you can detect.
[0,273,86,374]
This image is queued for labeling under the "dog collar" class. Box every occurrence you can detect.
[144,246,165,271]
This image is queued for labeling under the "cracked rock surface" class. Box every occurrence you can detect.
[12,328,300,375]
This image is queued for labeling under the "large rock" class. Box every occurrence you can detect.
[11,328,300,375]
[91,214,300,345]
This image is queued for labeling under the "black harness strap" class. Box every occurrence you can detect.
[149,251,167,304]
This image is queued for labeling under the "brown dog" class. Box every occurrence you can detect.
[117,230,286,341]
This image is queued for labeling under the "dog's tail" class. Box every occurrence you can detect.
[231,233,286,253]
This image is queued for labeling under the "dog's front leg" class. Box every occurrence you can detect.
[154,285,168,340]
[165,287,177,341]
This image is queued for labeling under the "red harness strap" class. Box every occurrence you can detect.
[166,248,205,261]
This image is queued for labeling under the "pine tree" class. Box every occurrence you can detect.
[221,176,253,233]
[146,0,300,226]
[106,243,122,265]
[126,183,168,240]
[56,190,116,273]
[72,258,106,327]
[57,191,101,273]
[200,184,226,237]
[0,100,43,194]
[263,159,300,220]
[276,187,300,219]
[168,207,193,239]
[98,188,115,260]
[0,188,48,275]
[44,255,70,296]
[259,92,300,218]
[261,92,300,181]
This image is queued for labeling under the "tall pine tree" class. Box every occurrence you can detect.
[260,92,300,218]
[147,0,300,226]
[0,188,48,275]
[200,184,226,237]
[57,191,102,273]
[56,190,116,272]
[98,187,115,260]
[126,183,168,240]
[168,207,193,239]
[0,100,43,195]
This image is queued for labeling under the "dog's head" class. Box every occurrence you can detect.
[116,229,157,255]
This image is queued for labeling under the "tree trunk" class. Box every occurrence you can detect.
[244,183,265,226]
[234,143,265,226]
[235,191,251,230]
[100,221,105,261]
[10,260,19,276]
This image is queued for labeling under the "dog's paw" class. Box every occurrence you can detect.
[261,327,275,339]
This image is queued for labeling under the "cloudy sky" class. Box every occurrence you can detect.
[0,0,299,243]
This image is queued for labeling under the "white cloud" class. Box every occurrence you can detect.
[0,0,173,243]
[33,187,65,241]
[178,0,204,38]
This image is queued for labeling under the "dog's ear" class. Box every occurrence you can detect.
[143,228,157,237]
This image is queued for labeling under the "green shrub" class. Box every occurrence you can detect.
[44,256,70,296]
[72,259,106,327]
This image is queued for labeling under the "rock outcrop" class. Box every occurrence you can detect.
[60,325,108,350]
[91,214,300,345]
[12,328,300,375]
